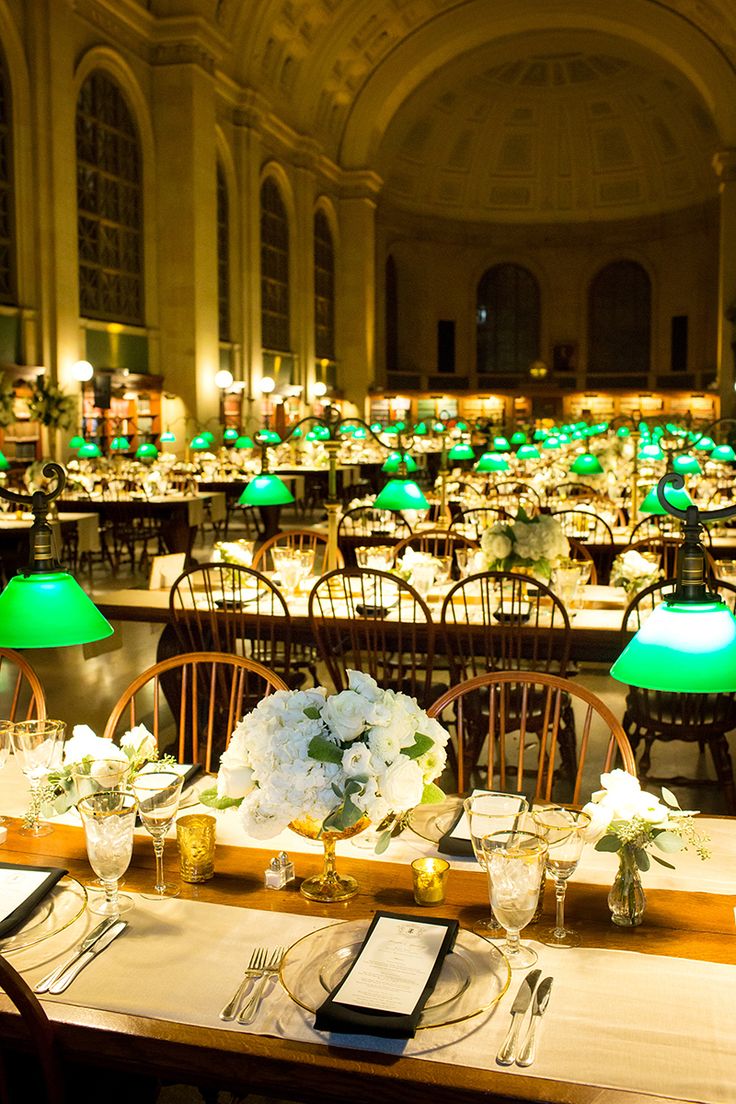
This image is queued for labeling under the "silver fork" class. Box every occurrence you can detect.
[236,946,286,1025]
[219,947,269,1021]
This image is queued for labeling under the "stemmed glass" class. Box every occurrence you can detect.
[481,830,548,968]
[532,806,591,948]
[0,720,12,825]
[78,791,138,916]
[464,792,529,936]
[132,770,184,899]
[11,720,66,837]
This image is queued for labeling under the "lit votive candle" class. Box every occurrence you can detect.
[411,857,450,906]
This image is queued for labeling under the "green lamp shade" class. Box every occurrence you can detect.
[190,434,209,450]
[414,422,428,435]
[616,426,631,438]
[493,436,510,452]
[570,452,604,475]
[135,443,158,460]
[223,428,239,442]
[694,436,715,452]
[0,451,9,471]
[290,427,304,438]
[110,436,130,451]
[475,451,510,472]
[638,443,664,461]
[0,571,114,647]
[672,454,702,475]
[234,435,254,449]
[516,444,540,461]
[370,422,384,433]
[382,451,418,473]
[77,442,102,459]
[69,435,85,449]
[533,429,549,441]
[433,421,447,433]
[310,426,329,441]
[455,421,468,431]
[510,432,527,446]
[543,436,561,450]
[202,431,215,445]
[353,427,367,439]
[239,474,294,506]
[611,599,736,692]
[160,430,176,443]
[448,442,475,461]
[374,478,429,511]
[710,444,736,463]
[639,483,693,514]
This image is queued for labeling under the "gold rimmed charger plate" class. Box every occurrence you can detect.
[279,919,510,1029]
[0,875,88,954]
[407,796,464,845]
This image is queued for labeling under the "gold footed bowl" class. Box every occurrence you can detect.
[290,816,370,902]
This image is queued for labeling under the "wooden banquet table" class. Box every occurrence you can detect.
[56,493,226,556]
[0,776,734,1104]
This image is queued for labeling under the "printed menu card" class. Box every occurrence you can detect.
[315,911,459,1038]
[0,863,67,938]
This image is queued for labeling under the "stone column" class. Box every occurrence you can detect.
[292,151,318,411]
[712,150,736,419]
[151,39,220,429]
[232,97,264,431]
[337,172,382,412]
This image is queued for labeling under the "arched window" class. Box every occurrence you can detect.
[76,71,143,324]
[260,178,290,351]
[588,261,651,377]
[0,46,16,303]
[217,161,230,342]
[476,264,540,376]
[314,209,335,360]
[385,254,398,374]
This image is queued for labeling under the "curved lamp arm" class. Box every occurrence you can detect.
[0,462,67,574]
[655,471,736,602]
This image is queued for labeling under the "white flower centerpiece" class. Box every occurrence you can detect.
[480,509,569,581]
[46,723,171,815]
[205,670,450,902]
[583,769,710,926]
[610,548,661,596]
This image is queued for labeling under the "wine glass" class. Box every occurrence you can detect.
[132,770,184,899]
[532,806,591,948]
[77,790,137,916]
[0,720,12,825]
[11,720,66,837]
[481,830,548,969]
[463,792,529,936]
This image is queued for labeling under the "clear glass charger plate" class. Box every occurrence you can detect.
[0,875,88,954]
[280,919,510,1029]
[407,796,463,844]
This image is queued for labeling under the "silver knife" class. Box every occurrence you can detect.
[34,916,120,994]
[48,919,128,994]
[496,968,541,1066]
[516,976,553,1067]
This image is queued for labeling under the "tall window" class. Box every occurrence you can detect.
[385,254,398,373]
[476,264,540,376]
[313,209,335,359]
[588,261,651,376]
[76,71,143,324]
[0,47,15,303]
[260,178,290,351]
[217,162,230,342]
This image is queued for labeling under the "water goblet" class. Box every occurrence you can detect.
[532,805,591,948]
[132,770,184,899]
[77,790,137,916]
[481,830,548,969]
[463,792,529,936]
[0,720,12,825]
[411,559,436,600]
[11,720,66,837]
[454,548,472,577]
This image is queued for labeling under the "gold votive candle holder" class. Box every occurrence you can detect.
[411,857,450,906]
[177,813,216,883]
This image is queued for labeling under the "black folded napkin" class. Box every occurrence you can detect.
[0,863,68,939]
[315,911,459,1038]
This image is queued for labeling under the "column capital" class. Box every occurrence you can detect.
[338,170,384,203]
[713,149,736,183]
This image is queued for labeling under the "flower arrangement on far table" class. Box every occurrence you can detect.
[46,723,172,815]
[480,509,569,581]
[583,769,710,926]
[203,670,450,901]
[610,549,661,596]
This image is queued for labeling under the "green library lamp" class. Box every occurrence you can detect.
[693,435,715,453]
[510,432,527,447]
[370,422,384,434]
[68,434,85,449]
[135,442,159,460]
[202,431,215,445]
[638,443,664,461]
[516,444,540,461]
[239,473,294,506]
[533,428,549,441]
[543,436,561,450]
[569,452,604,475]
[110,436,130,451]
[611,472,736,692]
[382,451,417,474]
[639,482,692,514]
[374,477,429,511]
[413,422,428,435]
[77,442,102,459]
[475,451,510,472]
[433,421,447,433]
[493,436,510,452]
[0,451,9,471]
[160,429,176,444]
[223,427,239,443]
[616,425,631,437]
[710,444,736,463]
[234,435,254,449]
[190,434,209,450]
[448,442,475,462]
[0,462,113,647]
[672,454,702,476]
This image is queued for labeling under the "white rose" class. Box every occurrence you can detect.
[64,726,124,766]
[346,670,382,702]
[89,758,130,788]
[342,743,373,778]
[322,690,370,742]
[217,762,256,800]
[581,802,613,843]
[240,790,290,839]
[379,756,424,810]
[120,723,157,761]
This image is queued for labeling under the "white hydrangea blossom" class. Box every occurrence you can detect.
[480,511,569,578]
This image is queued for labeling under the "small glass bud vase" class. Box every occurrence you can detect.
[608,844,647,927]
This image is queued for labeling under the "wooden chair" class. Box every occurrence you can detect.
[484,480,541,517]
[619,578,736,812]
[0,953,64,1104]
[617,536,716,581]
[168,562,293,682]
[629,515,714,547]
[337,506,413,566]
[391,528,478,574]
[103,652,287,772]
[551,508,615,544]
[308,567,438,706]
[0,649,46,721]
[566,537,598,585]
[428,670,636,799]
[448,505,506,539]
[252,528,344,574]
